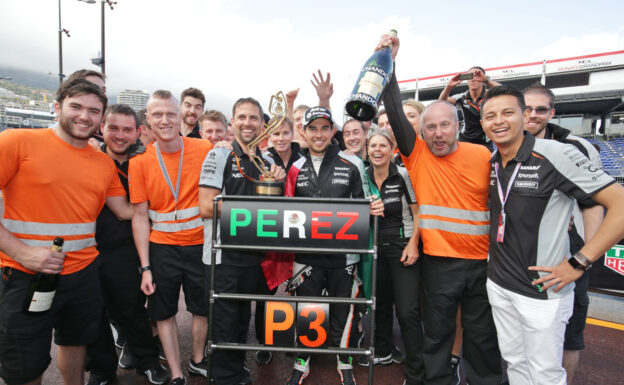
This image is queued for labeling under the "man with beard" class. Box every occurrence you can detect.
[130,90,213,385]
[179,88,205,138]
[522,83,604,384]
[199,97,285,385]
[0,78,133,385]
[85,104,170,385]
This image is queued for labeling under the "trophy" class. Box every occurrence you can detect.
[246,91,287,196]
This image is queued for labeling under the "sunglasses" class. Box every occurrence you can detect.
[526,106,551,115]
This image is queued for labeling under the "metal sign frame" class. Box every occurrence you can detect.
[206,195,379,385]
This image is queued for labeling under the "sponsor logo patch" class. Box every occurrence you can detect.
[332,178,349,185]
[514,181,538,189]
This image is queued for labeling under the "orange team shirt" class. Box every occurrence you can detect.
[0,128,126,274]
[129,137,213,246]
[402,137,491,259]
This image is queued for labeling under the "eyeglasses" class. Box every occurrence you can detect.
[526,106,551,115]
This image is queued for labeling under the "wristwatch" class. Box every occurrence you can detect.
[568,252,591,271]
[138,265,151,274]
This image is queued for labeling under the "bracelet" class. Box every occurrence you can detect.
[573,251,592,266]
[138,265,151,274]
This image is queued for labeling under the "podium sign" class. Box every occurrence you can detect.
[265,301,330,348]
[220,196,371,252]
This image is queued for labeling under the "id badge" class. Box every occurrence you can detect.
[496,212,506,243]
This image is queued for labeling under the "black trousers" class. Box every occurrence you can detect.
[421,255,501,385]
[376,240,424,385]
[211,264,260,385]
[86,245,159,374]
[294,263,359,365]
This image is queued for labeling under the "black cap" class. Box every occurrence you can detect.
[303,106,334,128]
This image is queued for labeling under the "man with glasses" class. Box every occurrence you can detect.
[523,83,604,384]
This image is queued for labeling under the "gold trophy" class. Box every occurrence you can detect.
[247,91,287,196]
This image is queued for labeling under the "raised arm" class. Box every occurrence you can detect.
[439,74,460,104]
[376,34,416,157]
[311,70,333,110]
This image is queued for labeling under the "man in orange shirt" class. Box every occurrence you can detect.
[377,34,502,385]
[130,90,213,385]
[0,78,132,385]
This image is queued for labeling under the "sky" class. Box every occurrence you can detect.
[1,0,624,120]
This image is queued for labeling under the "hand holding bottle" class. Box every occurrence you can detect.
[16,244,64,274]
[375,33,400,60]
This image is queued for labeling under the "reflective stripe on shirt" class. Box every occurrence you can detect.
[148,206,202,233]
[419,205,490,236]
[148,206,200,222]
[20,237,96,252]
[419,205,490,222]
[151,218,204,233]
[2,219,96,236]
[419,218,489,236]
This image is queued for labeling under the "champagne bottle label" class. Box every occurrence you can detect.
[28,290,56,312]
[357,71,385,100]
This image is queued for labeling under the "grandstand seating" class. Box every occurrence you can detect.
[585,137,624,176]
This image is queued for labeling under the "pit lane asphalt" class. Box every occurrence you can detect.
[4,294,622,385]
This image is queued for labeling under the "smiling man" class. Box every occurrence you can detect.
[0,78,132,385]
[179,88,205,138]
[343,118,368,162]
[86,104,170,385]
[481,85,624,385]
[130,90,213,385]
[199,110,228,144]
[199,97,285,385]
[283,106,382,385]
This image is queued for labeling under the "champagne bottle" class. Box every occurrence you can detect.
[23,237,64,313]
[346,30,397,121]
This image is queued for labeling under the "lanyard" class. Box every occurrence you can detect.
[494,161,521,242]
[494,161,522,217]
[154,138,184,220]
[233,151,264,182]
[466,98,482,112]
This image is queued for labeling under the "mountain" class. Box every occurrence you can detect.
[0,66,58,92]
